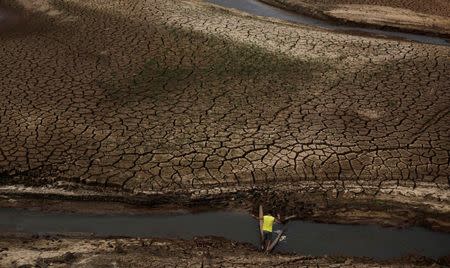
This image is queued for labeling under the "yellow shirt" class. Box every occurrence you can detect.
[263,215,275,232]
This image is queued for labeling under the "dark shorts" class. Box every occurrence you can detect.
[263,231,272,241]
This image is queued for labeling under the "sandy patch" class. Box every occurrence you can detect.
[326,5,450,34]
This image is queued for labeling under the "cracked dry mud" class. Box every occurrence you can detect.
[0,0,449,265]
[1,0,450,217]
[1,0,448,193]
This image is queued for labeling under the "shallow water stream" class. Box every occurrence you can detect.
[1,208,449,260]
[207,0,450,46]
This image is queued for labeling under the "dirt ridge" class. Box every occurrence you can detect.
[259,0,450,38]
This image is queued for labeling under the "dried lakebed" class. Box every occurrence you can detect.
[1,208,450,260]
[206,0,450,46]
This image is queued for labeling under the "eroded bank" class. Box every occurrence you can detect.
[1,180,449,232]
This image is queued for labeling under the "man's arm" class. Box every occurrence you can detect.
[283,214,297,222]
[275,214,282,224]
[277,214,297,224]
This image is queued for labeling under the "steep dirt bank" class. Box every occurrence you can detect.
[0,3,24,32]
[259,0,450,36]
[1,234,448,267]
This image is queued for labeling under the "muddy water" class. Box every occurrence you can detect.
[2,208,450,260]
[207,0,450,46]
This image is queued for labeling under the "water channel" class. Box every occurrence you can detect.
[206,0,450,46]
[1,208,449,260]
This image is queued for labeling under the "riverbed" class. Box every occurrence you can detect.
[1,208,449,260]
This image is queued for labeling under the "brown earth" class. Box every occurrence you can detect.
[260,0,450,36]
[0,0,449,227]
[0,0,449,265]
[1,0,448,204]
[1,235,448,267]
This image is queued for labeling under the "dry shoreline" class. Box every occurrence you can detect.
[259,0,450,38]
[2,234,448,267]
